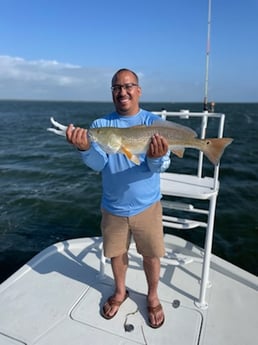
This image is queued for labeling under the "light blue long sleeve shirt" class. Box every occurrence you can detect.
[80,109,170,216]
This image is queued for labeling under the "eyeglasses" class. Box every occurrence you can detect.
[111,83,138,93]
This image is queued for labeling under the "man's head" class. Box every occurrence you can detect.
[111,68,142,115]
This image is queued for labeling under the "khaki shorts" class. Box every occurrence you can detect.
[101,201,165,258]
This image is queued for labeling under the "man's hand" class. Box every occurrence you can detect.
[147,134,169,158]
[66,124,90,151]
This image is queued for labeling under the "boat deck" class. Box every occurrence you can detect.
[0,234,257,345]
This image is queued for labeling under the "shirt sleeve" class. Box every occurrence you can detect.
[146,150,171,173]
[79,143,108,172]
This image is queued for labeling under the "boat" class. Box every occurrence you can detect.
[1,1,257,344]
[1,106,257,344]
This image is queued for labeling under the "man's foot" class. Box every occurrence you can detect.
[147,303,165,328]
[101,290,129,320]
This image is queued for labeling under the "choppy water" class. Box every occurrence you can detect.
[0,101,257,282]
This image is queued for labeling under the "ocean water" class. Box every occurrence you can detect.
[0,100,257,282]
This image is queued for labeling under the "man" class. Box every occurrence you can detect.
[66,68,170,328]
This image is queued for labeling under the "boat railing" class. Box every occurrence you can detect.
[153,109,226,186]
[153,109,227,309]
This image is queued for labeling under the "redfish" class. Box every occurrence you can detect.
[48,117,233,165]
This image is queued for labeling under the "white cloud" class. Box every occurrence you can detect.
[0,55,113,100]
[0,55,82,86]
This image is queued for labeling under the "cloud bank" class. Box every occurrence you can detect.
[0,55,205,102]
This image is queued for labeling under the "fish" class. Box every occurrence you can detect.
[88,121,233,165]
[47,117,233,165]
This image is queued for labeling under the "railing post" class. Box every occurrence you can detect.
[195,193,217,309]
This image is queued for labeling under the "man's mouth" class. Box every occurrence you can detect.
[118,97,130,105]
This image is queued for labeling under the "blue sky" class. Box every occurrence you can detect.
[0,0,257,102]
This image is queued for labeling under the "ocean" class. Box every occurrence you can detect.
[0,100,257,283]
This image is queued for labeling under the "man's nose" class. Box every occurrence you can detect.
[119,86,127,94]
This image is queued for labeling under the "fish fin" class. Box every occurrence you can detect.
[130,155,141,165]
[152,120,197,137]
[202,138,233,165]
[171,148,185,158]
[121,145,140,165]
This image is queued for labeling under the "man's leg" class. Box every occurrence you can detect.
[101,209,131,318]
[143,256,164,327]
[102,252,128,318]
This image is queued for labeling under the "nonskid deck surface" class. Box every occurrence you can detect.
[0,235,257,345]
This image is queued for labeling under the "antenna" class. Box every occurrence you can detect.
[203,0,212,111]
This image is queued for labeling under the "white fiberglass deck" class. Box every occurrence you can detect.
[0,235,257,345]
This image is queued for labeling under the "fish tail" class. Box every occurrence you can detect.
[202,138,233,165]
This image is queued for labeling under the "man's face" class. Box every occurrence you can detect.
[111,71,142,115]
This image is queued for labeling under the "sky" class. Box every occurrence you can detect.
[0,0,257,102]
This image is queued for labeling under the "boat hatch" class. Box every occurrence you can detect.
[71,283,202,345]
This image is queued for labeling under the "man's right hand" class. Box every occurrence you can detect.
[66,124,91,151]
